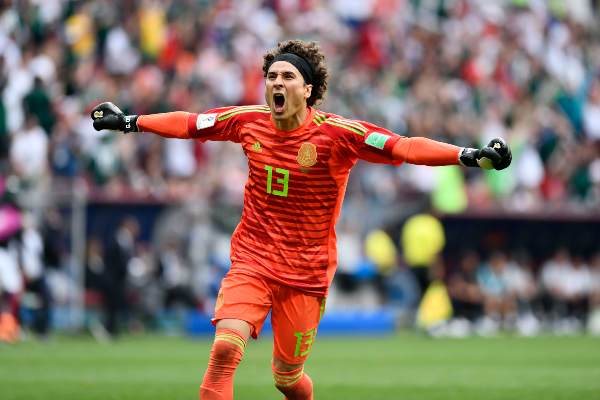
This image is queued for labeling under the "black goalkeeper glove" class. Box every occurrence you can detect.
[90,102,138,133]
[459,137,512,170]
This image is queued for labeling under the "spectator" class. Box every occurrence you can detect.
[583,79,600,141]
[503,254,541,335]
[84,237,107,325]
[127,244,161,332]
[0,179,23,330]
[84,237,105,289]
[333,221,364,295]
[476,252,517,333]
[157,239,197,310]
[20,213,51,338]
[9,113,48,179]
[447,252,485,325]
[541,248,572,321]
[588,253,600,334]
[103,217,140,336]
[590,253,600,309]
[0,236,21,325]
[541,249,590,332]
[0,71,8,162]
[566,255,592,323]
[401,211,445,299]
[40,208,65,270]
[23,77,55,135]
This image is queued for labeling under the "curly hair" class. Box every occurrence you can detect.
[262,40,328,107]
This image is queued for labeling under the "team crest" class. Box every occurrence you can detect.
[252,141,262,152]
[297,142,317,167]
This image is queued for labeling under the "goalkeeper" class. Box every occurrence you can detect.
[91,40,511,400]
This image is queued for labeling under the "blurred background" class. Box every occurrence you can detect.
[1,0,600,343]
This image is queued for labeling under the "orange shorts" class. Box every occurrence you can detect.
[213,270,326,364]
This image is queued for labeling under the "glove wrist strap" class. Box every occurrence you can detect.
[458,147,480,168]
[123,115,139,133]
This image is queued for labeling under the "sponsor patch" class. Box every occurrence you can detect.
[365,132,391,150]
[196,113,218,129]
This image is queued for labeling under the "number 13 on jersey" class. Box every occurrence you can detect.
[264,165,289,197]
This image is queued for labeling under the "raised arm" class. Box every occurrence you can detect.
[391,136,512,170]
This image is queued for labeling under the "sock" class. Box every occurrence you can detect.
[273,365,313,400]
[199,328,247,400]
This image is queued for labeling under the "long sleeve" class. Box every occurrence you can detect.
[137,105,265,143]
[136,112,194,138]
[391,137,461,166]
[330,116,460,167]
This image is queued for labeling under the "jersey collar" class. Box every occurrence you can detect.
[270,106,315,136]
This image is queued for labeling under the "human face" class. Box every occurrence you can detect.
[265,61,312,123]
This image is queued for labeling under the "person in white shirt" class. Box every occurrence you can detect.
[541,249,591,328]
[9,114,48,180]
[9,113,49,214]
[505,260,538,307]
[564,256,591,322]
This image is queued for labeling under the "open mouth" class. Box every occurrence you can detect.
[273,93,285,113]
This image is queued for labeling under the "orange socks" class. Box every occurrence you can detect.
[199,329,314,400]
[199,328,247,400]
[273,365,314,400]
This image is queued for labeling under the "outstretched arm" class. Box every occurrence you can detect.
[334,117,511,171]
[136,112,194,138]
[391,137,461,166]
[90,102,193,138]
[90,102,244,143]
[392,136,511,170]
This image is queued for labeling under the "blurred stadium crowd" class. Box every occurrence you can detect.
[1,0,600,340]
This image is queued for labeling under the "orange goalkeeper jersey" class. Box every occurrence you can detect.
[141,105,406,296]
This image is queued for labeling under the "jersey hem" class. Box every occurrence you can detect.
[230,263,329,297]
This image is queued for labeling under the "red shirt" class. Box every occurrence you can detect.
[182,105,402,296]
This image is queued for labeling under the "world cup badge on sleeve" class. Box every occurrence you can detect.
[297,142,317,167]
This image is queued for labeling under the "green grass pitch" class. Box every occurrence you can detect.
[1,333,599,399]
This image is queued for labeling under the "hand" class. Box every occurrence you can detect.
[459,138,511,170]
[90,102,138,133]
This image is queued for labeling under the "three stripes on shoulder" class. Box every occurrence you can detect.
[217,105,368,138]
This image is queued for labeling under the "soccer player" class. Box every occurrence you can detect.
[91,40,511,400]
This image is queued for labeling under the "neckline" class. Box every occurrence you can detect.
[270,107,315,136]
